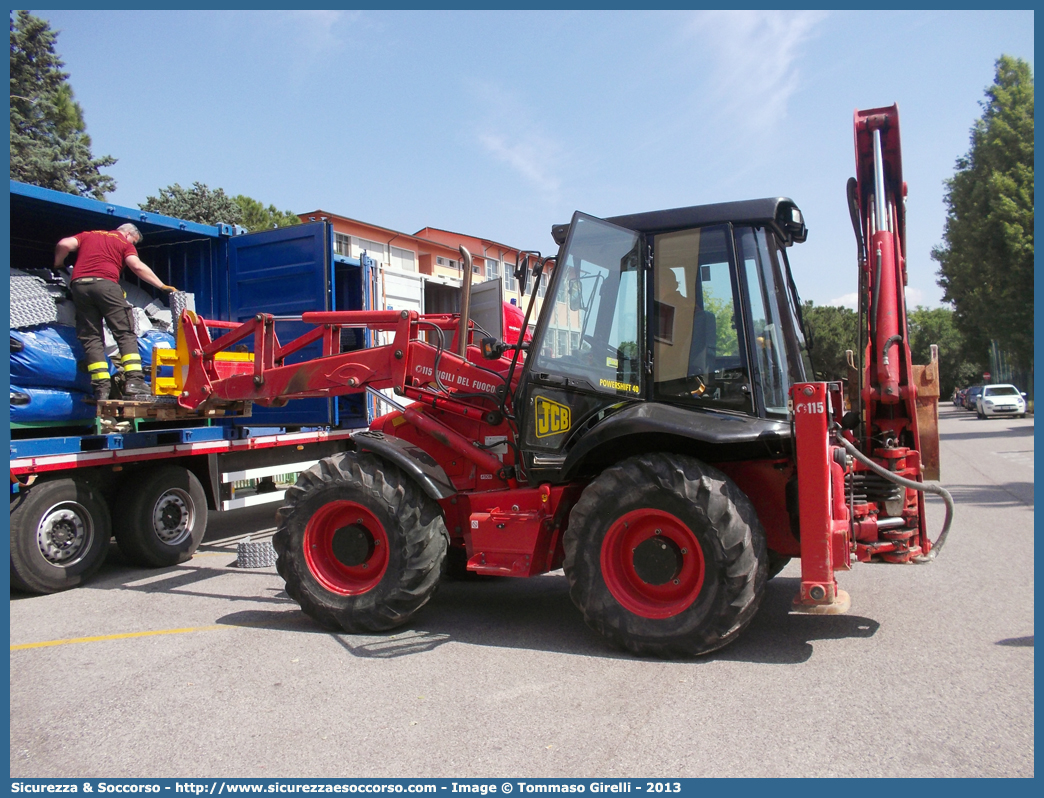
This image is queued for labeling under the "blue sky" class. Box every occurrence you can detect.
[33,9,1034,309]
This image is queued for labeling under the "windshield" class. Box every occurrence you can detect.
[533,215,642,395]
[984,386,1019,396]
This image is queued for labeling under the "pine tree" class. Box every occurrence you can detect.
[10,10,116,198]
[234,195,300,232]
[141,182,244,226]
[141,182,301,230]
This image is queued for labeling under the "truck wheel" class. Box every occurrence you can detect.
[563,453,767,657]
[273,452,448,633]
[113,466,207,567]
[10,477,111,594]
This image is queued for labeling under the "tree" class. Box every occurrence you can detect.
[234,195,300,232]
[802,302,859,381]
[703,292,737,356]
[141,182,243,226]
[10,10,116,198]
[906,306,979,398]
[803,301,979,396]
[933,55,1034,369]
[141,182,301,231]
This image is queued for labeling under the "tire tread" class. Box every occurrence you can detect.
[273,451,448,633]
[563,453,766,657]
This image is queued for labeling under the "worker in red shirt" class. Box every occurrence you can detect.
[54,223,176,401]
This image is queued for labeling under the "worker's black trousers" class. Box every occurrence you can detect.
[69,277,138,367]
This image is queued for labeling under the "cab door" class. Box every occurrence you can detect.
[517,212,645,474]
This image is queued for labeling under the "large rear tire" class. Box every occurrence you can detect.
[273,452,448,633]
[113,465,207,567]
[563,453,767,657]
[10,477,111,594]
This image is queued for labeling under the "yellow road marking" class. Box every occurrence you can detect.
[11,624,228,651]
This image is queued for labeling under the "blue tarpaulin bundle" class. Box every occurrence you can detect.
[10,325,93,392]
[10,384,97,423]
[137,330,177,376]
[9,326,176,423]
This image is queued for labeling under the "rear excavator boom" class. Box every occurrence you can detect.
[790,104,952,615]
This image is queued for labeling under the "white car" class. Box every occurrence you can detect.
[976,384,1028,419]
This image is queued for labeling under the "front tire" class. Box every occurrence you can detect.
[10,477,111,594]
[563,453,767,657]
[273,452,448,633]
[113,466,207,567]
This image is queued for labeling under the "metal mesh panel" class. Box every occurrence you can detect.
[235,540,277,568]
[169,292,196,323]
[10,274,60,329]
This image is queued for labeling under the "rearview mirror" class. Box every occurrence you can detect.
[514,255,529,295]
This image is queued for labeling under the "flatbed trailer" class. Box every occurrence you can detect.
[11,426,357,510]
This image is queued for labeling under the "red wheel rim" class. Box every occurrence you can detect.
[601,508,705,619]
[304,501,389,595]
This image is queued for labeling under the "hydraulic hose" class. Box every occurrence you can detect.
[882,334,903,366]
[838,437,954,563]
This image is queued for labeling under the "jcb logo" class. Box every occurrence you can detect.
[535,396,571,438]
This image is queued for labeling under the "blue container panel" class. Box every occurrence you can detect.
[144,238,227,321]
[225,223,332,427]
[121,425,228,450]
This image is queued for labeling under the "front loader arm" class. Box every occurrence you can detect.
[173,308,517,485]
[176,310,415,410]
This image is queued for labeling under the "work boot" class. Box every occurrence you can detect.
[122,371,151,399]
[92,379,112,402]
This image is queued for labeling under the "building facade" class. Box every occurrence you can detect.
[297,210,547,320]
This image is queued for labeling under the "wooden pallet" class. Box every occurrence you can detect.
[96,398,252,421]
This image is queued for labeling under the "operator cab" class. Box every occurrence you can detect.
[518,198,813,481]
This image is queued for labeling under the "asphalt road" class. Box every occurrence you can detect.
[9,405,1034,778]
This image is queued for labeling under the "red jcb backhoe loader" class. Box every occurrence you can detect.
[149,103,953,656]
